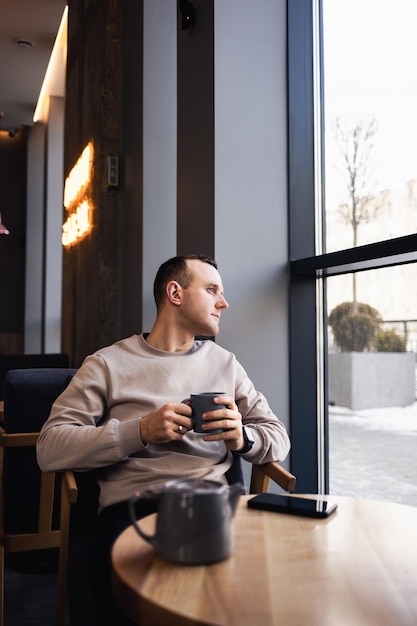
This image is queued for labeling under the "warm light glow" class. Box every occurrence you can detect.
[62,200,91,246]
[62,142,93,246]
[63,143,92,208]
[33,6,68,123]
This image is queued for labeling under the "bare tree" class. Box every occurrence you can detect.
[335,117,381,304]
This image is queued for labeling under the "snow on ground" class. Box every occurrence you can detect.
[329,402,417,507]
[330,402,417,436]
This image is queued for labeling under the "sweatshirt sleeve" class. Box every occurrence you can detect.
[234,359,291,464]
[36,354,147,472]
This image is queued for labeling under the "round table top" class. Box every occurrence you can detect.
[112,494,417,626]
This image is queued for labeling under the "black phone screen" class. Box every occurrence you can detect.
[247,494,338,518]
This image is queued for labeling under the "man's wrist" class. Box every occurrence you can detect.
[234,426,255,454]
[139,416,149,445]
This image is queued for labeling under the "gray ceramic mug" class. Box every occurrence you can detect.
[183,392,227,434]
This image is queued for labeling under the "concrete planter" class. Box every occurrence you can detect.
[329,352,416,410]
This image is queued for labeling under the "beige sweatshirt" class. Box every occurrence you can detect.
[37,334,290,508]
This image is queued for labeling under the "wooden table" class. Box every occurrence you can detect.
[112,494,417,626]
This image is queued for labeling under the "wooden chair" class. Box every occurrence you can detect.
[250,459,296,494]
[0,368,77,626]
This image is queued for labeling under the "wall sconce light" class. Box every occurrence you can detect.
[62,142,93,246]
[179,0,195,30]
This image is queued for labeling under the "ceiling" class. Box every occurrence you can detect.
[0,0,67,132]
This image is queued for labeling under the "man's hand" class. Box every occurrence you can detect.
[199,395,245,451]
[140,403,193,444]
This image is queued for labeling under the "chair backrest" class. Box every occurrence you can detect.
[0,353,70,401]
[2,368,77,532]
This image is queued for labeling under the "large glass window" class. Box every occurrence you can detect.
[327,266,417,506]
[324,0,417,253]
[323,1,417,507]
[288,0,417,503]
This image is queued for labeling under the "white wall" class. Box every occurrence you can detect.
[24,96,64,353]
[141,1,290,484]
[25,123,46,353]
[214,0,289,429]
[44,96,64,352]
[142,0,177,330]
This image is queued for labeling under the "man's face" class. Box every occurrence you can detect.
[179,260,229,336]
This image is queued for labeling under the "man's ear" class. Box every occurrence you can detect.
[166,281,182,306]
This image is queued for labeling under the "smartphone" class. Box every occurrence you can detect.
[247,493,338,518]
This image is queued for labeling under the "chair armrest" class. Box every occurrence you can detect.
[58,470,79,624]
[0,426,39,448]
[62,470,78,506]
[250,461,296,494]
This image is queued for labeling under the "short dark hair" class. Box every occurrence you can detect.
[153,254,217,310]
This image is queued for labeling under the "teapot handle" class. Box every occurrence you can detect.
[128,493,159,547]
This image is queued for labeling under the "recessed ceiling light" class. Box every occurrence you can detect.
[14,39,34,50]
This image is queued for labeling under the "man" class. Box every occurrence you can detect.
[37,254,290,625]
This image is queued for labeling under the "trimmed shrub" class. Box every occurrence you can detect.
[375,329,406,352]
[329,302,382,352]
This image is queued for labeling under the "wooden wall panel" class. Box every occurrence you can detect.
[62,0,136,367]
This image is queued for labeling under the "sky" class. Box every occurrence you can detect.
[323,0,417,206]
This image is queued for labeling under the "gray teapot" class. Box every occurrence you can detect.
[129,478,244,564]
